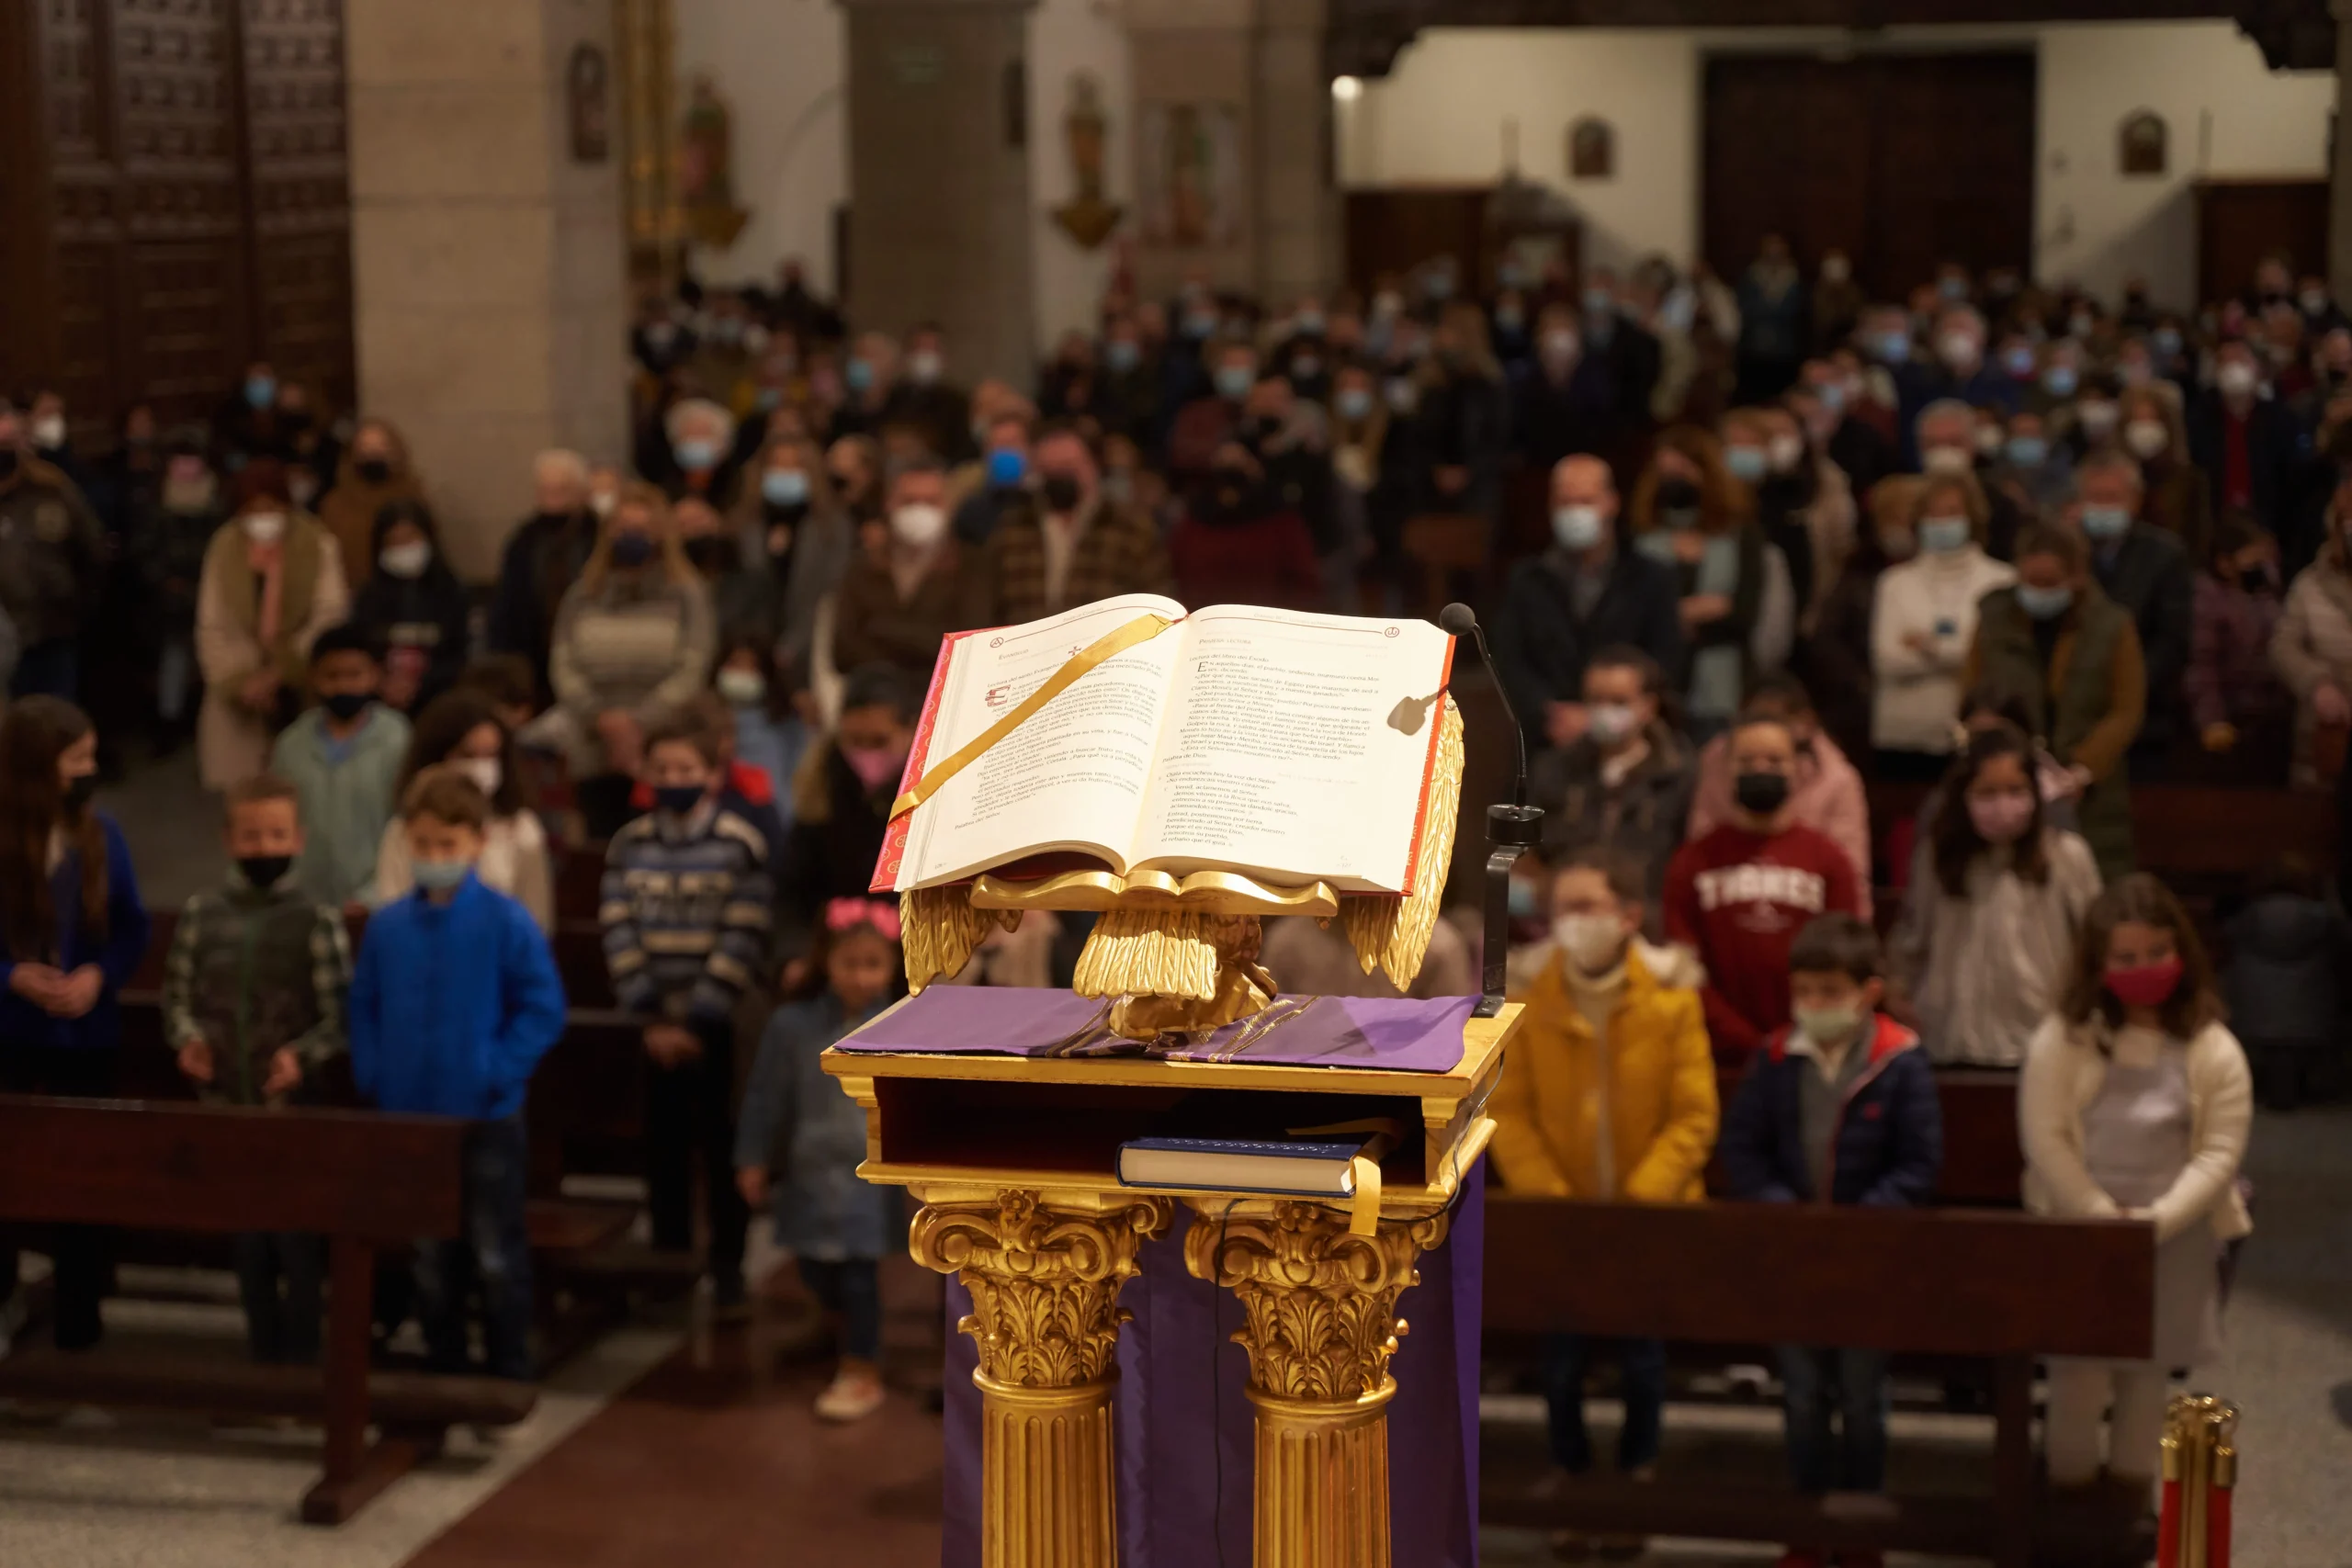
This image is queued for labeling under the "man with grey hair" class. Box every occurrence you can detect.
[488,447,598,694]
[2071,449,2192,773]
[1915,397,2027,558]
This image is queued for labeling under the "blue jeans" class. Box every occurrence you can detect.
[1542,1333,1667,1473]
[414,1116,535,1381]
[1776,1344,1889,1495]
[234,1230,322,1364]
[798,1257,882,1361]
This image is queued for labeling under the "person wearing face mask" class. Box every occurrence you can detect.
[315,417,422,592]
[133,442,229,746]
[706,636,810,834]
[1169,443,1322,612]
[1169,338,1262,483]
[1810,250,1863,356]
[1686,674,1871,919]
[1094,313,1163,445]
[2070,454,2192,775]
[529,484,717,839]
[829,456,989,692]
[1988,408,2074,518]
[1963,523,2147,878]
[952,412,1035,547]
[1800,356,1895,496]
[2116,387,2211,561]
[1631,430,1767,738]
[488,448,598,702]
[1527,648,1696,919]
[777,663,919,951]
[1911,397,2026,561]
[1896,306,2018,462]
[2188,339,2298,535]
[372,690,552,932]
[348,499,470,716]
[1492,457,1685,750]
[0,399,107,703]
[1718,914,1940,1543]
[1886,725,2099,1068]
[1868,474,2017,780]
[719,432,852,691]
[656,396,743,512]
[194,461,353,790]
[1734,233,1808,403]
[985,422,1170,625]
[214,358,294,468]
[267,624,413,911]
[2269,488,2352,786]
[1801,475,1918,767]
[1664,714,1864,1056]
[2019,876,2250,1501]
[1490,849,1713,1551]
[880,322,977,465]
[1510,303,1623,471]
[0,696,152,1354]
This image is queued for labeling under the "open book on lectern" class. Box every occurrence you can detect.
[870,593,1457,897]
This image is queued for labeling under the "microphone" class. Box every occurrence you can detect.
[1439,602,1544,1016]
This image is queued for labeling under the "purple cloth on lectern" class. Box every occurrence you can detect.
[938,1158,1484,1568]
[841,987,1474,1073]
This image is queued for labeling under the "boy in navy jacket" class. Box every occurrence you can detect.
[1719,913,1942,1566]
[351,765,566,1380]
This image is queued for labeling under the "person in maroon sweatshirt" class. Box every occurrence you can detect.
[1663,714,1863,1058]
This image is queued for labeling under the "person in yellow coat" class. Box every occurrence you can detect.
[1491,845,1719,1559]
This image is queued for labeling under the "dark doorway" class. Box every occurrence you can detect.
[1343,186,1490,299]
[1703,51,2037,299]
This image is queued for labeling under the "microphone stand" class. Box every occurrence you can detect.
[1439,602,1544,1019]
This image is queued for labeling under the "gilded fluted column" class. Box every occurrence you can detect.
[910,1188,1174,1568]
[1183,1201,1451,1568]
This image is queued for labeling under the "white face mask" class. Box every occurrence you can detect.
[2216,362,2259,399]
[589,490,618,520]
[1937,331,1981,369]
[890,502,947,547]
[716,668,767,705]
[455,756,502,799]
[1767,433,1804,473]
[29,414,65,450]
[1554,913,1629,975]
[379,539,432,580]
[1921,445,1973,477]
[243,510,286,546]
[907,349,944,385]
[2122,419,2169,459]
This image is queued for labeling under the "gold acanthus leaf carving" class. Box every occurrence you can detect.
[910,1190,1175,1388]
[1182,1201,1451,1402]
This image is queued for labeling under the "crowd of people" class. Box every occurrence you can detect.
[0,238,2340,1544]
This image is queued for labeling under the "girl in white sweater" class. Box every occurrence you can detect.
[2018,874,2252,1493]
[1869,473,2016,780]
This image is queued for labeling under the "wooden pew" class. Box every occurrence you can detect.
[1480,1196,2154,1568]
[0,1094,534,1524]
[1706,1064,2022,1207]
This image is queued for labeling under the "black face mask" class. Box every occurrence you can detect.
[322,691,372,722]
[763,498,808,525]
[62,773,98,815]
[355,457,392,486]
[237,854,293,891]
[2238,567,2274,593]
[1040,474,1084,513]
[1205,475,1259,525]
[1733,771,1790,816]
[0,449,17,480]
[653,784,707,817]
[1656,476,1701,512]
[684,536,731,573]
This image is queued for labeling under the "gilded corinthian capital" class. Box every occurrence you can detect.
[910,1190,1175,1387]
[1183,1201,1452,1402]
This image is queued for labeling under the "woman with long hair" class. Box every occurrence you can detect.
[522,482,715,839]
[1629,424,1767,738]
[1887,723,2099,1066]
[373,689,553,931]
[0,697,152,1350]
[2020,874,2251,1495]
[727,433,854,689]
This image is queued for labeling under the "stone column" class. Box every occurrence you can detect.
[345,0,630,580]
[1121,0,1338,308]
[838,0,1037,384]
[2334,0,2352,304]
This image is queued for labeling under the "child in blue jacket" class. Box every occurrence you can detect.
[351,765,565,1380]
[1719,913,1942,1567]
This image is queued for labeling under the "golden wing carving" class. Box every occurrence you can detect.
[900,883,1016,994]
[1340,695,1464,991]
[1072,907,1221,1002]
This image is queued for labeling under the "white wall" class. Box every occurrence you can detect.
[673,0,1125,352]
[1339,20,2335,304]
[673,0,847,295]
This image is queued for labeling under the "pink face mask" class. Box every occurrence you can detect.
[841,742,905,795]
[1965,788,2036,844]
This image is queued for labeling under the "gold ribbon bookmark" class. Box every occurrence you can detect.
[889,613,1178,821]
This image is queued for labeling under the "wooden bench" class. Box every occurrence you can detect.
[0,1094,534,1524]
[1479,1196,2154,1568]
[1704,1064,2021,1207]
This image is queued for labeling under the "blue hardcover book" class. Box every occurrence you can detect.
[1116,1135,1370,1198]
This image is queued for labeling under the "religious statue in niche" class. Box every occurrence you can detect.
[1052,73,1124,250]
[568,42,610,164]
[1137,101,1241,250]
[2120,110,2167,176]
[1568,116,1613,181]
[680,73,751,249]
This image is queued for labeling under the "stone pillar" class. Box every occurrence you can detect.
[1122,0,1338,308]
[839,0,1037,384]
[2334,0,2352,304]
[345,0,630,580]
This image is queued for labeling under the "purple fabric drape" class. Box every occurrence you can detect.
[939,1160,1484,1568]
